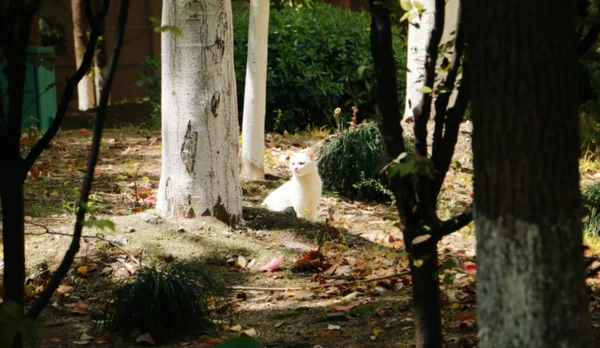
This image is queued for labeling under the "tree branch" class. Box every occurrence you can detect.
[369,0,418,228]
[578,24,600,57]
[430,0,466,201]
[22,0,108,177]
[438,205,473,238]
[26,0,130,319]
[429,65,471,200]
[412,0,445,218]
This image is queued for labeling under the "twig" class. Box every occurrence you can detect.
[25,221,141,265]
[229,271,410,291]
[27,0,130,320]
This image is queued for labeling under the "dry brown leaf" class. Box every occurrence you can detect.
[57,285,74,294]
[327,324,341,331]
[71,299,89,315]
[243,328,258,337]
[135,332,156,345]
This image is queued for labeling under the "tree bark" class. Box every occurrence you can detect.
[369,2,442,347]
[468,1,593,347]
[71,0,96,110]
[404,0,435,120]
[240,0,270,181]
[92,0,109,106]
[158,0,242,226]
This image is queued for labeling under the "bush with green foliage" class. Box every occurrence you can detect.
[105,264,231,342]
[136,56,161,126]
[318,121,414,201]
[233,3,407,132]
[582,182,600,236]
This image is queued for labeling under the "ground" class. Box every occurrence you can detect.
[2,103,600,347]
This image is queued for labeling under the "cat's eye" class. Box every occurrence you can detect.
[298,162,305,165]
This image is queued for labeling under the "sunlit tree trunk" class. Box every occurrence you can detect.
[468,1,593,346]
[157,0,242,226]
[71,0,95,110]
[240,0,270,180]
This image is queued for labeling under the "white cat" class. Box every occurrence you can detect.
[262,149,322,221]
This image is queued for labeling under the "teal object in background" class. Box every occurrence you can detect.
[0,46,58,131]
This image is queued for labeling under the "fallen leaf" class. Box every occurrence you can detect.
[228,324,242,332]
[292,250,331,272]
[78,128,89,135]
[135,332,156,345]
[327,324,341,331]
[242,328,258,337]
[274,321,285,328]
[57,285,74,294]
[71,300,90,315]
[339,291,358,304]
[77,265,88,276]
[236,255,247,269]
[463,263,477,274]
[145,196,157,204]
[331,304,356,312]
[260,255,284,272]
[412,234,431,245]
[73,333,94,345]
[94,331,112,344]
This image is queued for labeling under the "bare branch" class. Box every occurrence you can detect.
[412,0,445,218]
[22,0,108,177]
[439,205,473,238]
[431,0,466,201]
[27,0,130,319]
[578,24,600,57]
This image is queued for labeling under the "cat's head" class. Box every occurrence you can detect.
[287,149,317,177]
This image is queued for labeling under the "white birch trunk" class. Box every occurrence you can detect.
[70,0,96,111]
[157,0,242,226]
[404,0,435,120]
[240,0,270,180]
[404,0,458,121]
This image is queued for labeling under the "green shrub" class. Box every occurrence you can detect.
[583,181,600,210]
[318,121,413,201]
[136,56,161,127]
[105,264,231,342]
[234,3,407,132]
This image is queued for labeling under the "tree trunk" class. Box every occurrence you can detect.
[369,2,442,347]
[0,173,25,308]
[468,1,593,347]
[157,0,242,226]
[71,0,95,110]
[92,0,109,106]
[240,0,270,181]
[404,0,435,120]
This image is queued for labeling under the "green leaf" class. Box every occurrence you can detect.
[400,11,410,22]
[440,259,457,270]
[83,218,115,231]
[419,86,433,94]
[400,0,412,11]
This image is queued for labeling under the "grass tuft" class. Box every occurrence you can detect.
[105,263,232,342]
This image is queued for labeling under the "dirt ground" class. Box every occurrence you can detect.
[3,104,600,347]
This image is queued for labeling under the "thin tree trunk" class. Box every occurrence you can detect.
[158,0,242,226]
[240,0,270,181]
[404,0,435,120]
[468,1,593,347]
[369,2,442,347]
[71,0,95,110]
[92,0,109,106]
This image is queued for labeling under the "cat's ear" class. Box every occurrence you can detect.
[304,148,314,160]
[279,153,291,163]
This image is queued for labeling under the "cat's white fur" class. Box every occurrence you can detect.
[262,149,322,221]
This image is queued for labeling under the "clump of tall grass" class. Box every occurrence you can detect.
[105,263,232,342]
